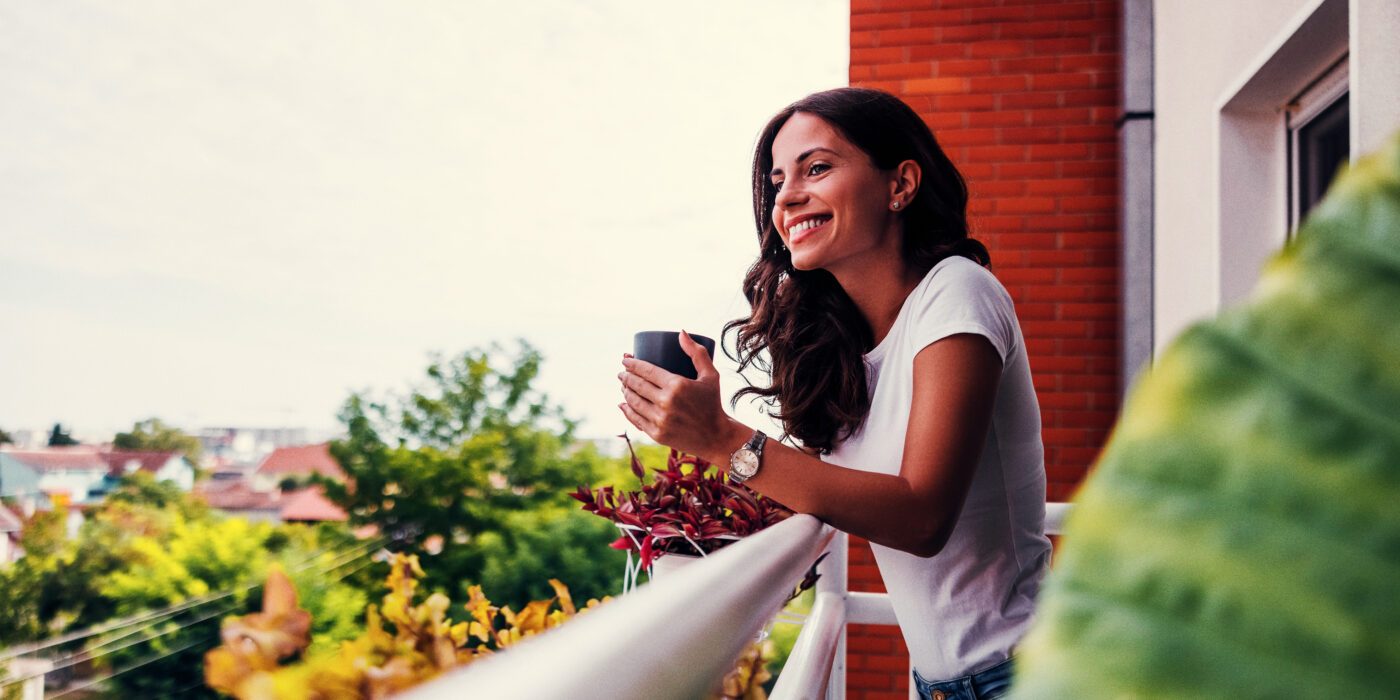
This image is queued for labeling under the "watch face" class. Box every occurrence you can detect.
[731,449,760,479]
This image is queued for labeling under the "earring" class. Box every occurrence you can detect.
[891,201,901,210]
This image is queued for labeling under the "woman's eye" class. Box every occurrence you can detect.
[772,179,784,191]
[807,163,830,176]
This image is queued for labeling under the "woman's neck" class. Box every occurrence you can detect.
[831,256,924,348]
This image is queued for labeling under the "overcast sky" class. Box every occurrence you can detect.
[0,1,847,444]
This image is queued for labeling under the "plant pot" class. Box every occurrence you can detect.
[647,552,703,580]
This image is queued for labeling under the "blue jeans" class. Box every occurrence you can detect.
[913,657,1014,700]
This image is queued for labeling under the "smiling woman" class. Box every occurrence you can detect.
[616,87,1049,700]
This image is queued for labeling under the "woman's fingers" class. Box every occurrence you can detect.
[679,330,718,381]
[618,401,656,437]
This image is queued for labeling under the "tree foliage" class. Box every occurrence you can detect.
[321,341,626,609]
[0,474,366,699]
[113,417,203,465]
[46,423,77,447]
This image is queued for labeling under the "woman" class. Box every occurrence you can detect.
[618,87,1051,700]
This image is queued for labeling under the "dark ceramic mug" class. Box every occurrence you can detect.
[632,331,716,381]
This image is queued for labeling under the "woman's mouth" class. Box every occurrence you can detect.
[787,216,830,245]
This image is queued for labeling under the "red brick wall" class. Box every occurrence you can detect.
[845,0,1122,696]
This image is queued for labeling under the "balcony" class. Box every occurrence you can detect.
[396,504,1071,700]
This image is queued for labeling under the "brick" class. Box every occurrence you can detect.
[1064,88,1118,107]
[1025,177,1086,195]
[965,144,1026,162]
[852,46,906,64]
[935,58,995,76]
[1033,36,1095,54]
[1061,230,1120,249]
[973,179,1028,196]
[851,11,910,30]
[941,23,1000,42]
[867,654,912,672]
[848,635,895,653]
[1061,373,1118,392]
[851,64,877,80]
[968,39,1029,58]
[1024,320,1089,337]
[1061,158,1115,176]
[877,27,941,45]
[1063,123,1115,141]
[966,109,1028,127]
[1000,91,1062,109]
[995,56,1058,72]
[968,74,1030,92]
[905,76,966,94]
[1062,194,1117,212]
[1000,125,1064,144]
[909,8,970,26]
[965,4,1033,22]
[1059,53,1118,71]
[910,43,970,60]
[850,671,897,691]
[875,61,937,79]
[997,161,1057,178]
[1024,213,1089,232]
[1028,107,1093,125]
[1031,1,1095,20]
[1028,142,1089,160]
[1062,302,1117,319]
[998,196,1057,213]
[1064,17,1119,36]
[934,93,997,111]
[852,30,879,48]
[1032,72,1095,90]
[1000,20,1070,39]
[1038,391,1089,409]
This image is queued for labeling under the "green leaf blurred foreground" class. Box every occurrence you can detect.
[1011,134,1400,695]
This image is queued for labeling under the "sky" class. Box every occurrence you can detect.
[0,1,848,445]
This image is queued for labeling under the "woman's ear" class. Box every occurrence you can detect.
[891,159,922,208]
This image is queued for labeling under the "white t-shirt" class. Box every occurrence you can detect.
[823,255,1052,680]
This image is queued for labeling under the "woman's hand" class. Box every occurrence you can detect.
[618,331,732,457]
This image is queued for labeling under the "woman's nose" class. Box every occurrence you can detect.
[775,182,805,209]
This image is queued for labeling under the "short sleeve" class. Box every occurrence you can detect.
[905,256,1018,362]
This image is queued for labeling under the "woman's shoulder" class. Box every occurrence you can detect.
[916,254,1008,302]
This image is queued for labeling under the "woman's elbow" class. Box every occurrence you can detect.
[901,522,954,558]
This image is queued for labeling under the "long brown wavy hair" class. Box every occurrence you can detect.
[724,87,990,454]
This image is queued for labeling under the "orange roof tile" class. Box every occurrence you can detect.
[254,443,345,481]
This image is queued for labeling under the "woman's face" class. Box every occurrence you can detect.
[769,112,900,274]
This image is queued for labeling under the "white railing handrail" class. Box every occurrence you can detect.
[397,514,835,700]
[769,591,845,700]
[778,502,1074,700]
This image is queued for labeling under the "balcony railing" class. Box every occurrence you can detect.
[397,503,1070,700]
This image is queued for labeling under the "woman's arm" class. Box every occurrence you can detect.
[619,331,1001,557]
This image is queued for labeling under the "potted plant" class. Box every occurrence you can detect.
[570,434,794,584]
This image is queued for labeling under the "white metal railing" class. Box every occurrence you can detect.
[396,514,835,700]
[774,502,1074,700]
[397,503,1071,700]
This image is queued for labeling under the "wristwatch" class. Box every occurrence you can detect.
[728,429,767,484]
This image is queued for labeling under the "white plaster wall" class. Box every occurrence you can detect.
[1152,0,1315,352]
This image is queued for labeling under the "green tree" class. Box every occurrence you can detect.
[113,417,203,465]
[322,341,625,608]
[0,427,12,445]
[46,423,77,446]
[0,475,368,699]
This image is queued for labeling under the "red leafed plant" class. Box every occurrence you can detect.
[570,435,792,570]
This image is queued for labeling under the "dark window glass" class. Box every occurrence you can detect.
[1298,94,1349,219]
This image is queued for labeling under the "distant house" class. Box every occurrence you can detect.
[0,452,44,502]
[0,447,110,504]
[251,443,345,493]
[98,449,196,492]
[0,505,23,563]
[196,481,347,524]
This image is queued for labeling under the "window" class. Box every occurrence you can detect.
[1288,58,1349,232]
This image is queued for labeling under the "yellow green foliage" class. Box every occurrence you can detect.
[205,554,605,699]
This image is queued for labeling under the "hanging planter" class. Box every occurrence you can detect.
[571,435,794,593]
